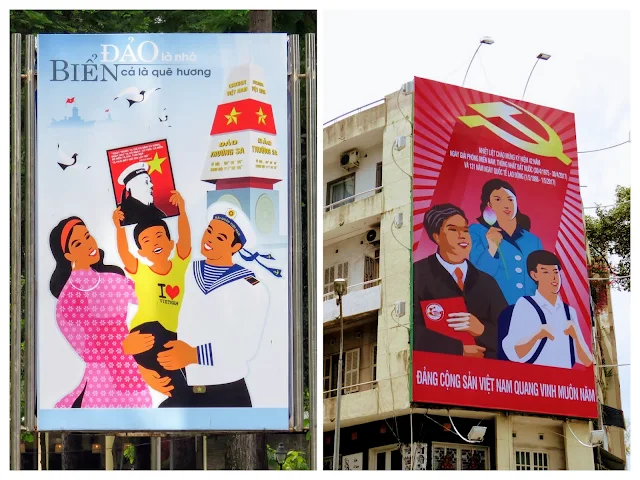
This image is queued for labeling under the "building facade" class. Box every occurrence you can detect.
[322,88,626,470]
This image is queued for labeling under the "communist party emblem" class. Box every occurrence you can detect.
[458,100,572,165]
[211,99,276,135]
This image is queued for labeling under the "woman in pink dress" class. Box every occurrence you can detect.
[49,216,155,408]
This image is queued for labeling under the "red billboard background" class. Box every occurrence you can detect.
[411,77,597,418]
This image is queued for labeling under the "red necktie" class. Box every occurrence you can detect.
[454,267,464,291]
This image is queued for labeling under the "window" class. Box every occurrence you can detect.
[363,255,379,288]
[327,173,356,207]
[432,443,489,470]
[376,162,383,189]
[371,343,377,386]
[515,451,548,471]
[324,262,349,298]
[368,445,403,470]
[323,348,360,398]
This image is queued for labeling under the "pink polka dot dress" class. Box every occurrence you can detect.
[54,269,152,408]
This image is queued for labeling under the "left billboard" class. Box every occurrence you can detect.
[36,34,290,431]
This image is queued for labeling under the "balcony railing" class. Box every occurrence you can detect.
[324,186,383,213]
[323,98,385,127]
[323,278,381,302]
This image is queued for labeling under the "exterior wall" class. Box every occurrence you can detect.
[323,103,386,152]
[374,88,414,420]
[564,420,595,470]
[512,418,566,470]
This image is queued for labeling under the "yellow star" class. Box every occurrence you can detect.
[146,152,167,174]
[225,107,242,125]
[256,107,267,125]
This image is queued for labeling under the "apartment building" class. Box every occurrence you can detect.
[322,87,626,470]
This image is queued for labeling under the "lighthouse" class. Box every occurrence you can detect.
[202,63,285,246]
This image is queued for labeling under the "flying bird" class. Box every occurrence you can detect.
[57,144,90,170]
[57,144,78,170]
[113,87,161,107]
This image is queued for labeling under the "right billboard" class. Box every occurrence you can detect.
[411,77,597,418]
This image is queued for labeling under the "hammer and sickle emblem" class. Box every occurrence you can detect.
[458,100,572,165]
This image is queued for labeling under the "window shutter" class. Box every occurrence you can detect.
[323,356,332,398]
[344,348,360,393]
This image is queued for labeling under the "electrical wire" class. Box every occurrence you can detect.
[391,144,413,179]
[588,275,630,281]
[390,222,412,252]
[396,89,413,129]
[578,140,630,154]
[566,423,600,448]
[583,199,630,210]
[447,412,483,444]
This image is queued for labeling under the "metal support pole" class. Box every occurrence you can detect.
[151,437,161,470]
[522,57,540,100]
[25,33,37,433]
[304,32,317,471]
[289,34,304,431]
[203,435,207,471]
[332,297,344,470]
[10,32,23,472]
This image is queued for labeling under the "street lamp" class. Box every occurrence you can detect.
[332,277,347,470]
[462,36,494,87]
[522,52,551,100]
[275,442,287,470]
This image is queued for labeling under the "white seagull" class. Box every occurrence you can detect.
[57,144,90,170]
[114,86,161,107]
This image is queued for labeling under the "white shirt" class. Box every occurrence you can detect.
[502,290,588,369]
[436,253,468,284]
[178,264,269,386]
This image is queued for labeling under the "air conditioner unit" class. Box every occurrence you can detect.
[340,149,360,171]
[366,228,380,244]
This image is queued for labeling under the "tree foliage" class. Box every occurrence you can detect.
[10,10,316,35]
[585,186,630,292]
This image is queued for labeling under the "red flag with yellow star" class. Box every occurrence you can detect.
[210,99,276,135]
[106,139,179,221]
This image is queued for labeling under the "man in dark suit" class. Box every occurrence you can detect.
[413,203,507,359]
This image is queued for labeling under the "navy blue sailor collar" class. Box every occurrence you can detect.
[193,261,254,295]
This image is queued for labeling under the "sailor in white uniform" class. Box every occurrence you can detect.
[156,202,282,407]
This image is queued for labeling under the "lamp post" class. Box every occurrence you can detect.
[522,53,551,100]
[275,442,287,470]
[332,278,347,470]
[462,36,494,87]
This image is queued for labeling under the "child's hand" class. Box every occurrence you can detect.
[113,206,125,228]
[169,190,185,211]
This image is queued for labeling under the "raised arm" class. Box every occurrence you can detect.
[113,207,138,274]
[170,190,192,260]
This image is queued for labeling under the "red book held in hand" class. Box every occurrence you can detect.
[420,297,475,345]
